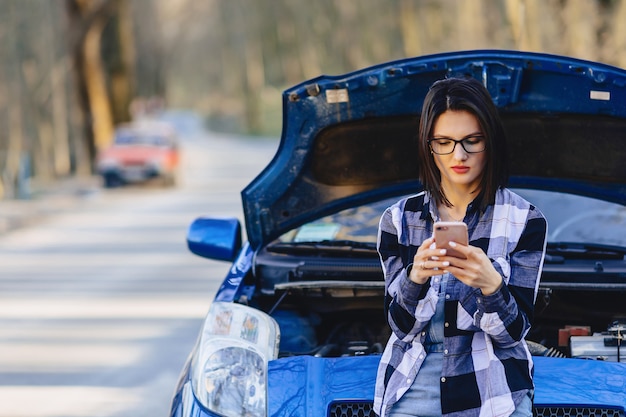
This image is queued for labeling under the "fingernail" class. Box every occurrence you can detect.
[442,261,450,266]
[431,256,439,261]
[439,249,446,255]
[448,241,457,247]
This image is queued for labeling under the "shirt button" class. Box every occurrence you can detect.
[434,277,439,283]
[444,349,449,354]
[419,354,424,359]
[444,322,449,327]
[441,377,446,383]
[477,299,481,304]
[445,294,450,299]
[407,379,412,384]
[421,331,426,336]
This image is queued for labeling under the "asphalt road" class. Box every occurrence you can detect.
[0,131,278,417]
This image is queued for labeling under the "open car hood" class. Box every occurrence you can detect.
[242,50,626,249]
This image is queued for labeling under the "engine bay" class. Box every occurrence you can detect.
[252,251,626,362]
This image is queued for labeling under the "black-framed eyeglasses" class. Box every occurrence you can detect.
[428,135,486,155]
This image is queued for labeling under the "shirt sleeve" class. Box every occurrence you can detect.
[378,205,436,342]
[475,206,548,347]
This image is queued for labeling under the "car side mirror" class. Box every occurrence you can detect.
[187,217,242,262]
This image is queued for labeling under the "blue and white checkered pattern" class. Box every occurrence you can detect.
[374,189,547,417]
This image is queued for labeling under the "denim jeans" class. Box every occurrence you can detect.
[387,274,533,417]
[509,392,533,417]
[387,275,447,417]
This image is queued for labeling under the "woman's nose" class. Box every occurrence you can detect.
[453,143,468,160]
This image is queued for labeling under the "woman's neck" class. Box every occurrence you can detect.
[438,203,466,222]
[439,183,477,222]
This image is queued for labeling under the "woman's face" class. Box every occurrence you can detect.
[430,110,487,193]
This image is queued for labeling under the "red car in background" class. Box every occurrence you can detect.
[96,121,180,188]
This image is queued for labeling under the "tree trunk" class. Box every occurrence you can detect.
[106,0,135,124]
[562,0,600,61]
[2,3,26,199]
[66,0,135,163]
[399,0,422,58]
[83,17,114,151]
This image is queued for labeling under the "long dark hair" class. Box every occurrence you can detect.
[417,77,509,211]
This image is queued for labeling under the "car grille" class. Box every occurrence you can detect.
[328,402,625,417]
[534,406,624,417]
[329,402,374,417]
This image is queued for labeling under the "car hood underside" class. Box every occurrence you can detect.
[242,50,626,249]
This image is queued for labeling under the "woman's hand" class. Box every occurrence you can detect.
[440,241,503,295]
[408,237,450,284]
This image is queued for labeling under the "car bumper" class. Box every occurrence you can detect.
[102,166,161,181]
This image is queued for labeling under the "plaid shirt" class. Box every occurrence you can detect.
[374,189,547,417]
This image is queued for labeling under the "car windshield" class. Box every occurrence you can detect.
[275,189,626,250]
[115,131,171,146]
[514,189,626,249]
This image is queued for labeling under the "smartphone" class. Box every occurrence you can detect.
[433,221,468,259]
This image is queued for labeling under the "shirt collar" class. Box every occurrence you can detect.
[421,192,482,222]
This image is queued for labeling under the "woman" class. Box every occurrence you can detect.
[373,77,547,417]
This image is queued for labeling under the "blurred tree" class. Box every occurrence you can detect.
[0,0,141,199]
[130,1,166,99]
[0,1,27,199]
[4,0,626,200]
[0,1,80,198]
[66,0,136,157]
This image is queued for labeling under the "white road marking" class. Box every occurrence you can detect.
[0,297,211,319]
[0,386,141,417]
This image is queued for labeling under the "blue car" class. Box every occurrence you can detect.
[170,50,626,417]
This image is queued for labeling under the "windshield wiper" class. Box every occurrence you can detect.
[266,240,378,256]
[546,242,626,260]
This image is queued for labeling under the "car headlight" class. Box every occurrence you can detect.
[191,302,280,417]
